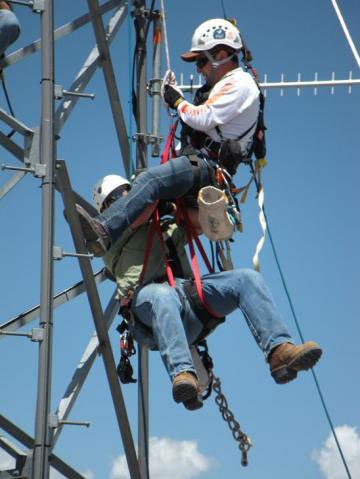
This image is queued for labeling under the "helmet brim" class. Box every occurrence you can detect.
[181,51,202,62]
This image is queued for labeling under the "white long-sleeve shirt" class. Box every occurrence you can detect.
[177,67,260,152]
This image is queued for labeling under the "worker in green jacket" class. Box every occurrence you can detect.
[90,174,322,410]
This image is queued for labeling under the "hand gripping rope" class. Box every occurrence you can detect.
[159,0,174,104]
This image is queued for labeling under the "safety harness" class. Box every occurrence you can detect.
[116,123,226,387]
[115,210,225,383]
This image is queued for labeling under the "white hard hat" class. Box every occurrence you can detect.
[92,174,130,213]
[181,19,242,62]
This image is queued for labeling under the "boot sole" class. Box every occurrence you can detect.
[172,381,197,404]
[76,206,107,256]
[183,395,203,411]
[271,347,322,384]
[290,347,322,371]
[76,206,100,242]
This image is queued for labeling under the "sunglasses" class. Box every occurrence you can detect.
[101,185,130,212]
[195,56,209,69]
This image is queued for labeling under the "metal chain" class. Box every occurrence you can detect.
[212,375,253,466]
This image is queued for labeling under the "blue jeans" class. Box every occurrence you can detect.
[98,156,212,245]
[130,269,293,381]
[0,10,20,55]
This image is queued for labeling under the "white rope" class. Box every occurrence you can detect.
[159,0,171,72]
[252,186,266,272]
[330,0,360,69]
[159,0,176,108]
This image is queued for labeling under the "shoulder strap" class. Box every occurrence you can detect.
[216,119,257,143]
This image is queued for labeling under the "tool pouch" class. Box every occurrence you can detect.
[198,186,234,241]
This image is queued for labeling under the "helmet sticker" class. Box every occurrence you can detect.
[213,28,226,40]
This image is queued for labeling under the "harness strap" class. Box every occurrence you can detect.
[179,202,223,319]
[161,120,179,164]
[139,209,175,288]
[215,119,257,144]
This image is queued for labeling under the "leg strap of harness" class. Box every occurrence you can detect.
[182,279,225,344]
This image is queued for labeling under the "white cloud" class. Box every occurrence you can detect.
[111,436,213,479]
[82,469,94,479]
[313,424,360,479]
[0,449,15,470]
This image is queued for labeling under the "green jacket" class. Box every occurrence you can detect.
[103,221,193,298]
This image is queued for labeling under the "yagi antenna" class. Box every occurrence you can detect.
[177,71,360,96]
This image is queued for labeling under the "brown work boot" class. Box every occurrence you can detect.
[269,341,322,384]
[75,204,110,257]
[172,371,198,404]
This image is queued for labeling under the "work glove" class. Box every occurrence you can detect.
[164,84,184,109]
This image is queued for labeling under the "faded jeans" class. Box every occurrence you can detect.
[130,269,293,381]
[0,9,20,55]
[98,155,212,245]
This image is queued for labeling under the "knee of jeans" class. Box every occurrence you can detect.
[2,11,20,32]
[132,169,160,200]
[135,283,177,308]
[234,268,264,288]
[0,13,20,49]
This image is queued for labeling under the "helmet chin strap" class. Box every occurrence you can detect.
[204,51,235,85]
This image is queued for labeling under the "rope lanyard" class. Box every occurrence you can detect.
[159,0,171,72]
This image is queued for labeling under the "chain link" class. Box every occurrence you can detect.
[212,375,253,466]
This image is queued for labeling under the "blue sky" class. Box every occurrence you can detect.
[0,1,359,479]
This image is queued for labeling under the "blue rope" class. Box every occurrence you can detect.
[263,205,352,479]
[220,0,228,19]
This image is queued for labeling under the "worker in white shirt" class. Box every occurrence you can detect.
[76,19,263,257]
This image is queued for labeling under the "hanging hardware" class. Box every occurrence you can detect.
[132,132,162,145]
[213,375,253,467]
